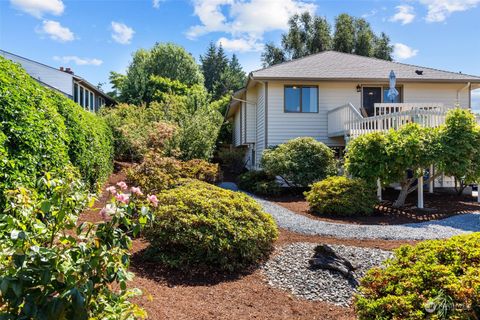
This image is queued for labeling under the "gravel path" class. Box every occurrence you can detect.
[254,196,480,240]
[262,242,392,306]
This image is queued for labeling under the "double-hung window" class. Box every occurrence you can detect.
[284,85,318,113]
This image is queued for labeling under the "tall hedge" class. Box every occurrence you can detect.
[0,56,113,206]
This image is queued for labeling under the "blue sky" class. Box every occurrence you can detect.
[1,0,480,107]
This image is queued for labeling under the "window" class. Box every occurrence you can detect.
[90,92,94,112]
[80,87,84,107]
[74,83,78,103]
[85,89,89,109]
[284,85,318,113]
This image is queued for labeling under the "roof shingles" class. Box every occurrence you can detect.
[251,51,480,82]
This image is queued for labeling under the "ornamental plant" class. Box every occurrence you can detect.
[305,176,378,216]
[237,170,282,196]
[144,180,278,272]
[261,137,337,188]
[125,152,220,194]
[0,172,154,319]
[355,233,480,319]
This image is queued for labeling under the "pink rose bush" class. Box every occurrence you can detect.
[100,182,157,237]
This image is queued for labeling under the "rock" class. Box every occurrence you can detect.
[217,182,239,191]
[309,244,355,278]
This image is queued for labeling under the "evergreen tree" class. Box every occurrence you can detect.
[373,32,394,61]
[200,42,220,94]
[333,13,355,54]
[213,54,246,99]
[354,18,374,57]
[261,42,287,67]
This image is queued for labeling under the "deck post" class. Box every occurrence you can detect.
[377,178,382,201]
[429,165,434,193]
[477,183,480,203]
[418,175,424,209]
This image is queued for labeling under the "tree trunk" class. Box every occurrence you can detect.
[393,183,410,208]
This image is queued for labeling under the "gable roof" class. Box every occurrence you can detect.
[251,51,480,83]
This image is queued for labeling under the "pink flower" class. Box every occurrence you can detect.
[106,186,116,194]
[99,204,115,219]
[115,193,130,204]
[131,187,143,196]
[116,181,128,190]
[147,194,159,207]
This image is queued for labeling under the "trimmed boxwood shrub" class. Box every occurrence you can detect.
[144,180,278,272]
[355,233,480,319]
[261,137,337,187]
[126,153,220,194]
[0,56,113,207]
[305,176,378,216]
[237,170,282,196]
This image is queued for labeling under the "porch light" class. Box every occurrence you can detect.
[356,84,361,92]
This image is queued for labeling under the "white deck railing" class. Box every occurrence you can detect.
[327,103,364,137]
[374,103,446,116]
[347,109,447,139]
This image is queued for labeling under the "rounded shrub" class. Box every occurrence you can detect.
[305,176,378,216]
[261,137,337,187]
[355,233,480,319]
[125,153,220,194]
[237,170,282,196]
[144,180,278,272]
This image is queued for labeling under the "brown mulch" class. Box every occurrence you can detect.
[269,188,480,225]
[80,169,418,320]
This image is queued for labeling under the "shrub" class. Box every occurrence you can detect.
[261,137,337,187]
[305,176,378,216]
[0,56,113,207]
[218,148,246,173]
[237,170,282,196]
[49,91,113,190]
[355,233,480,319]
[144,180,278,272]
[0,173,154,318]
[126,153,220,194]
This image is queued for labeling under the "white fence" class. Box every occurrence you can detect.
[327,103,363,137]
[374,103,446,116]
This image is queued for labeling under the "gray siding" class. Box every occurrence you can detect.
[403,83,470,108]
[255,83,266,168]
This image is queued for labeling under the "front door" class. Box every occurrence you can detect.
[362,87,382,116]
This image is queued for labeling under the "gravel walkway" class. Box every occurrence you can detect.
[262,242,392,306]
[254,197,480,240]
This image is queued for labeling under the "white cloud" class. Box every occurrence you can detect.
[390,5,415,24]
[53,55,103,66]
[37,20,74,42]
[419,0,480,22]
[10,0,64,18]
[153,0,163,8]
[217,37,263,52]
[393,43,419,60]
[111,21,134,44]
[362,9,378,18]
[187,0,316,53]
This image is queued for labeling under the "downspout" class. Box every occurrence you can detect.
[456,82,470,107]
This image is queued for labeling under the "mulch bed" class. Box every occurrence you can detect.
[79,169,416,320]
[269,188,480,225]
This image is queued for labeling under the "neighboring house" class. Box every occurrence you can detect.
[0,49,114,111]
[227,51,480,183]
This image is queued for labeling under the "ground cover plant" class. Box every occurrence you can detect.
[143,180,278,272]
[0,57,113,209]
[0,172,154,318]
[305,176,378,216]
[261,137,337,188]
[355,233,480,319]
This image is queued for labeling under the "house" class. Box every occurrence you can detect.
[0,49,114,111]
[227,51,480,180]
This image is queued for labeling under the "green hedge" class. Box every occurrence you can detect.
[356,233,480,319]
[0,56,113,205]
[144,180,278,272]
[305,176,378,216]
